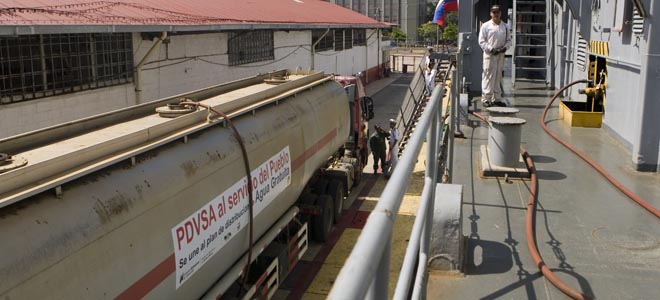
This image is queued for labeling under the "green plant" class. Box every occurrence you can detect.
[417,22,437,44]
[442,13,458,42]
[391,27,407,41]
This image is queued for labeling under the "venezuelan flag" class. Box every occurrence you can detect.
[432,0,458,27]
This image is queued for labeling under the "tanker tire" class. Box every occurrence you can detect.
[326,180,345,224]
[313,195,334,242]
[353,159,363,187]
[315,179,329,195]
[299,193,317,228]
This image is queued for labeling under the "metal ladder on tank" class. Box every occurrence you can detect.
[512,0,548,86]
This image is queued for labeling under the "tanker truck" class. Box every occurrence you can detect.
[0,70,374,300]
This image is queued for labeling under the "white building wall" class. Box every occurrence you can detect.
[1,29,384,139]
[0,85,133,139]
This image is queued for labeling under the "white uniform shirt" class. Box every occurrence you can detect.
[478,20,511,54]
[424,54,434,71]
[389,127,399,151]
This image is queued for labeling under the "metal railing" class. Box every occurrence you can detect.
[328,79,447,300]
[395,64,427,154]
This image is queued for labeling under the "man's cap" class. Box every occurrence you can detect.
[490,5,501,12]
[389,118,396,124]
[427,46,434,51]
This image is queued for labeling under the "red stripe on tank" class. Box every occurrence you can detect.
[115,127,339,299]
[115,254,175,300]
[292,128,338,172]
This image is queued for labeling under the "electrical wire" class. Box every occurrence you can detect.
[141,44,307,67]
[198,46,305,68]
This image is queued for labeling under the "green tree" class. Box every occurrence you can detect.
[442,12,459,43]
[417,22,437,45]
[390,27,407,41]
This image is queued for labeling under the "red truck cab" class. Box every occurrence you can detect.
[334,75,374,176]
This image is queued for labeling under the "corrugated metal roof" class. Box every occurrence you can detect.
[0,0,385,27]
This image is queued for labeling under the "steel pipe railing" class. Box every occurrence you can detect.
[328,82,446,300]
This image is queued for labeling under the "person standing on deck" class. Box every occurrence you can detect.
[386,119,399,177]
[479,5,510,107]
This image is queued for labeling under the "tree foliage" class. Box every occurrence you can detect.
[390,27,407,41]
[416,12,459,45]
[417,22,437,44]
[442,12,458,42]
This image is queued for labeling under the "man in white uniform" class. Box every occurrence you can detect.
[425,62,438,97]
[423,46,437,97]
[387,118,399,176]
[479,5,510,107]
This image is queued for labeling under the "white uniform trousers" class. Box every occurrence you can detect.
[482,53,505,102]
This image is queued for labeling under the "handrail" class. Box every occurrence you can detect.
[328,81,446,300]
[397,65,427,154]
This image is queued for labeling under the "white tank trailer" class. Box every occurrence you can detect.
[0,70,372,299]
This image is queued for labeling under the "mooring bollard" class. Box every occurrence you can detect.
[486,106,520,118]
[487,117,526,167]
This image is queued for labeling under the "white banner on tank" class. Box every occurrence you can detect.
[171,146,292,289]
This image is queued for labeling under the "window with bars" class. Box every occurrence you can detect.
[312,30,334,52]
[228,30,274,66]
[334,30,344,51]
[0,33,133,105]
[344,30,353,50]
[353,29,367,46]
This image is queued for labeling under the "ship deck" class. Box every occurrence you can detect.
[276,66,660,299]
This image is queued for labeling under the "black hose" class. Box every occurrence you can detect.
[180,101,256,295]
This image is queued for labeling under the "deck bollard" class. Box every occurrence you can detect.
[487,117,526,167]
[486,107,519,118]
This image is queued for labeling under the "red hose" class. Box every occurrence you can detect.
[521,147,592,300]
[541,80,660,218]
[470,111,591,300]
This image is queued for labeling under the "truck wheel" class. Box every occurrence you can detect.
[299,193,317,226]
[312,179,329,195]
[326,180,345,223]
[313,195,334,242]
[353,159,363,187]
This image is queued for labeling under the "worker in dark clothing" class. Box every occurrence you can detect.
[369,125,389,174]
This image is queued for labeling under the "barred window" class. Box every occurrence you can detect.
[312,30,334,52]
[0,33,133,105]
[344,30,353,50]
[353,29,367,46]
[228,30,274,66]
[334,30,344,51]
